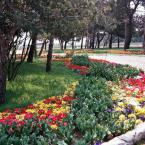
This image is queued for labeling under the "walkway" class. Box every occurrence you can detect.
[88,54,145,71]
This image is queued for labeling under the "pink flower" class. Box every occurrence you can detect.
[63,122,68,126]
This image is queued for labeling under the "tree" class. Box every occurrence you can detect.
[7,32,32,81]
[87,0,117,49]
[107,0,125,48]
[32,0,95,71]
[0,0,38,103]
[122,0,142,50]
[46,36,54,72]
[0,0,23,103]
[143,20,145,52]
[27,32,37,62]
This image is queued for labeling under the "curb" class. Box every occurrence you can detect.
[102,123,145,145]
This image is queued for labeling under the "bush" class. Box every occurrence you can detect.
[115,64,140,78]
[72,55,89,66]
[89,62,140,81]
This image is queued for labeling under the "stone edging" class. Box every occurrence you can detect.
[102,123,145,145]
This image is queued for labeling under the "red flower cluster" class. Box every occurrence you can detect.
[65,61,89,75]
[122,73,145,98]
[0,95,75,130]
[127,73,145,87]
[64,59,117,75]
[89,59,117,66]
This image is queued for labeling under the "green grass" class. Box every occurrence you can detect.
[93,47,143,54]
[52,47,143,54]
[95,47,142,50]
[53,49,64,53]
[0,60,81,111]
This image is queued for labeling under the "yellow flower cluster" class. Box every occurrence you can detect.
[64,81,79,97]
[0,82,78,130]
[108,81,145,130]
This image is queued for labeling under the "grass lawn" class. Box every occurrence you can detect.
[52,47,143,54]
[93,47,143,54]
[53,49,64,53]
[0,60,81,111]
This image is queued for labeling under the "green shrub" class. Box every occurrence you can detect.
[89,62,140,81]
[115,64,140,78]
[89,62,118,81]
[72,55,89,66]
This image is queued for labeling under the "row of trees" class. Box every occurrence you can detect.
[87,0,145,50]
[0,0,95,103]
[0,0,145,104]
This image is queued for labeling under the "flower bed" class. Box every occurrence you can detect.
[0,82,78,144]
[64,56,140,80]
[111,73,145,127]
[89,58,117,65]
[63,56,145,144]
[64,49,145,55]
[106,50,145,55]
[0,95,74,129]
[101,74,145,145]
[1,55,145,144]
[65,60,89,75]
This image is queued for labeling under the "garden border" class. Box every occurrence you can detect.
[102,122,145,145]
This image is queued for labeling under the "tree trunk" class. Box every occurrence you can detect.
[59,40,64,50]
[92,29,96,49]
[64,41,67,50]
[45,41,47,51]
[80,37,83,49]
[97,41,100,49]
[85,36,88,49]
[27,33,37,62]
[124,18,133,50]
[0,62,6,104]
[46,36,54,72]
[0,38,7,104]
[103,36,108,48]
[39,39,47,56]
[143,21,145,53]
[72,38,74,49]
[96,33,100,49]
[118,36,120,48]
[75,38,77,49]
[109,34,113,49]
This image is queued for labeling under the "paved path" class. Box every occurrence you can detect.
[88,54,145,71]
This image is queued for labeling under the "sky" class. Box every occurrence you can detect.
[137,6,145,15]
[135,5,145,15]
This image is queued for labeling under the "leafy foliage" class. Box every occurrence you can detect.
[89,62,140,81]
[70,77,118,144]
[72,55,90,66]
[0,121,61,145]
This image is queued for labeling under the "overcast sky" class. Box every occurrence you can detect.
[136,5,145,15]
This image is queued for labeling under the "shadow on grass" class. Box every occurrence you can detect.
[0,60,81,111]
